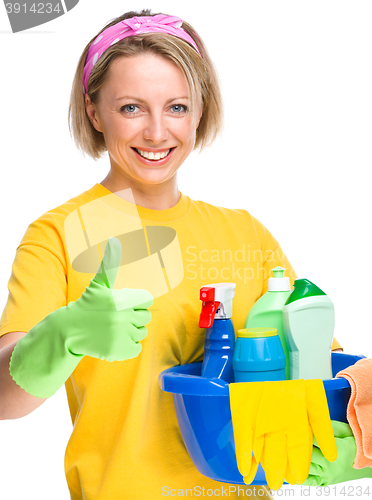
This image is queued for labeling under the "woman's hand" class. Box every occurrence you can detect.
[303,420,372,486]
[9,237,153,398]
[64,237,154,361]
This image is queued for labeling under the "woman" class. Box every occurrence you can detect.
[0,9,347,500]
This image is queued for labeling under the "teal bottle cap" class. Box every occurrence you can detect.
[285,278,326,305]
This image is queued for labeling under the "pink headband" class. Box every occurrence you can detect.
[83,14,201,95]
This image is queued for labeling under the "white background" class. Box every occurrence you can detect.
[0,1,371,498]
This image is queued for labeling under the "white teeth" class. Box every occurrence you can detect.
[136,148,170,160]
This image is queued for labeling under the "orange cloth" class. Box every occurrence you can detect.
[336,358,372,469]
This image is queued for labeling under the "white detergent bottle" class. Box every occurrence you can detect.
[282,278,335,380]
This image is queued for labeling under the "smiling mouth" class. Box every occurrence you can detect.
[133,147,174,161]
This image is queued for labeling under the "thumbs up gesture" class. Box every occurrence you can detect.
[10,238,154,399]
[68,237,154,361]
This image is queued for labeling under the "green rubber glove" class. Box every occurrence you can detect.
[9,237,154,399]
[304,420,372,486]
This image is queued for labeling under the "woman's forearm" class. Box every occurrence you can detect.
[0,339,47,420]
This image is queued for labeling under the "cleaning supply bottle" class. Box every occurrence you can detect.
[233,327,286,382]
[245,266,292,379]
[199,283,236,383]
[282,278,335,380]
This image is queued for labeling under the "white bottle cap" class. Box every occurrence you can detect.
[203,282,236,319]
[268,266,291,291]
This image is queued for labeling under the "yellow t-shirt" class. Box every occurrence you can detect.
[0,184,340,499]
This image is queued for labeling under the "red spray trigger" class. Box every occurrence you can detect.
[199,286,220,329]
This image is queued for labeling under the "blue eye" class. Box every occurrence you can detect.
[121,104,139,114]
[171,104,188,113]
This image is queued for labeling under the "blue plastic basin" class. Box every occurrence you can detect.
[158,352,364,485]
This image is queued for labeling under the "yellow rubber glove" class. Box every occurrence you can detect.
[229,379,337,491]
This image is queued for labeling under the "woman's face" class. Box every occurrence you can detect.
[85,53,202,187]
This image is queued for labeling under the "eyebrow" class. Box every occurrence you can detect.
[115,95,190,103]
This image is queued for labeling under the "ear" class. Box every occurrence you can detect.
[85,93,104,133]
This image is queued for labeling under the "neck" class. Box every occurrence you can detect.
[100,170,180,210]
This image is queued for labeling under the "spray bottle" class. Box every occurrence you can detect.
[199,283,236,383]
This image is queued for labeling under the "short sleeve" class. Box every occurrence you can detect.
[0,216,67,338]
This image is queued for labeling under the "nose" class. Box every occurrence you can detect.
[143,111,168,144]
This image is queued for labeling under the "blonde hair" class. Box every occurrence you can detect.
[68,9,223,160]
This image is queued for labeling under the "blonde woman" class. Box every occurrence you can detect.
[0,9,344,500]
